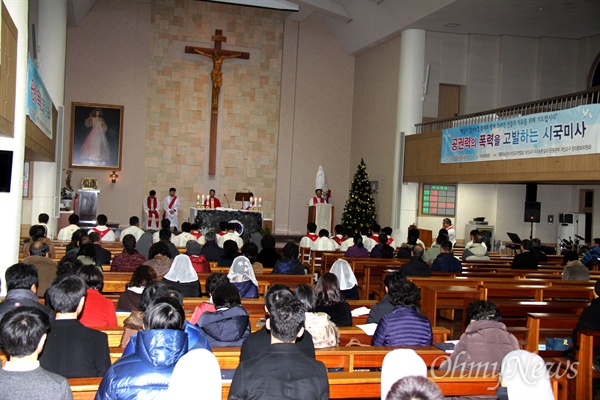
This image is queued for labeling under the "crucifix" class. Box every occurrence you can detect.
[185,30,250,176]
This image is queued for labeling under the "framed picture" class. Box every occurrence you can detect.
[70,102,124,169]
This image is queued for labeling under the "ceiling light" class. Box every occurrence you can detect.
[445,23,460,28]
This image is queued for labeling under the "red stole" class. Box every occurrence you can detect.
[147,197,159,227]
[163,196,178,219]
[92,227,110,239]
[369,235,379,241]
[307,233,318,241]
[312,197,325,204]
[333,236,345,245]
[191,232,202,239]
[387,238,394,245]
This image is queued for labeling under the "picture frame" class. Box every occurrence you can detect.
[69,102,124,169]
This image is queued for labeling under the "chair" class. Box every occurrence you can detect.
[381,349,427,399]
[167,349,222,399]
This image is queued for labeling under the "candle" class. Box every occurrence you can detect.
[250,196,253,204]
[197,194,200,201]
[210,198,214,208]
[258,197,262,205]
[202,194,205,203]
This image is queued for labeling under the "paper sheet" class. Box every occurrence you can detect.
[351,306,370,317]
[355,323,378,336]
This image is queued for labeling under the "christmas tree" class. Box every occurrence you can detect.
[342,158,377,235]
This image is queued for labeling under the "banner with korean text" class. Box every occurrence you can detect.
[441,104,599,164]
[26,55,53,139]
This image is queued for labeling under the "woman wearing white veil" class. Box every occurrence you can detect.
[227,256,259,298]
[163,254,201,297]
[330,259,360,300]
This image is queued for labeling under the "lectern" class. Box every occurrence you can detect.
[308,204,334,233]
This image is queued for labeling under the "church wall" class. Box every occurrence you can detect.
[64,0,151,227]
[349,35,401,228]
[144,1,284,224]
[277,15,355,235]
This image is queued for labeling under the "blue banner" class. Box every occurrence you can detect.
[26,55,53,139]
[441,104,599,164]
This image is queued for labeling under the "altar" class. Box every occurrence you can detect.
[190,208,263,237]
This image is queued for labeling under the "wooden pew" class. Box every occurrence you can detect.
[525,313,580,354]
[575,329,600,400]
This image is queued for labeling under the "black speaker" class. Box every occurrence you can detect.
[524,201,541,223]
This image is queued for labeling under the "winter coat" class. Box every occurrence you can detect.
[439,319,519,370]
[462,243,490,261]
[304,312,339,348]
[372,306,432,347]
[272,258,306,275]
[233,280,259,298]
[197,306,251,347]
[95,329,188,400]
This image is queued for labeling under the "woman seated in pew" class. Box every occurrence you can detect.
[76,243,97,266]
[294,283,339,348]
[110,234,147,272]
[218,240,241,267]
[77,264,118,328]
[162,254,201,297]
[397,228,423,259]
[116,265,157,311]
[315,272,352,327]
[344,233,369,258]
[227,256,259,298]
[371,279,432,346]
[330,259,360,300]
[439,300,519,371]
[122,282,211,351]
[185,241,211,273]
[257,234,281,269]
[562,260,590,281]
[143,241,173,278]
[190,273,230,325]
[272,242,305,274]
[197,282,251,347]
[370,234,394,259]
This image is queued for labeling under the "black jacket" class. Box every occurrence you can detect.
[511,251,539,270]
[201,241,224,262]
[400,256,431,277]
[240,325,315,362]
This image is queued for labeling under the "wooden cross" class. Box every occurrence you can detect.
[185,30,250,176]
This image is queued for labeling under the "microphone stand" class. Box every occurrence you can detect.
[223,194,231,208]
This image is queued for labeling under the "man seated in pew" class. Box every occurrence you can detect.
[465,229,487,251]
[189,222,206,244]
[510,239,537,269]
[96,297,189,399]
[313,229,337,251]
[386,376,444,400]
[122,282,211,352]
[220,240,243,268]
[257,234,281,269]
[371,279,432,347]
[299,222,319,250]
[531,238,548,262]
[370,234,394,258]
[498,350,554,400]
[562,260,590,281]
[399,245,431,277]
[89,231,112,266]
[273,242,306,275]
[22,224,57,259]
[88,214,116,242]
[152,218,170,243]
[439,300,519,371]
[39,274,111,378]
[202,231,224,262]
[382,226,397,248]
[0,307,73,400]
[430,240,462,273]
[241,242,263,274]
[367,271,405,324]
[229,297,329,400]
[0,263,54,321]
[397,228,423,259]
[57,213,80,241]
[22,240,58,297]
[172,222,197,247]
[423,233,445,264]
[461,232,490,261]
[240,284,315,362]
[158,228,179,259]
[119,216,144,242]
[217,222,244,250]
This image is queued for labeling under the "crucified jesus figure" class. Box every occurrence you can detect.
[191,48,244,108]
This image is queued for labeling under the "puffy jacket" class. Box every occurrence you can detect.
[123,321,211,356]
[197,306,250,347]
[462,243,490,261]
[95,329,188,400]
[272,258,306,275]
[232,280,258,298]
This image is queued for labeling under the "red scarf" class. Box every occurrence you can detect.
[147,197,159,228]
[163,196,178,219]
[92,227,111,239]
[312,197,325,204]
[307,233,318,241]
[333,236,345,245]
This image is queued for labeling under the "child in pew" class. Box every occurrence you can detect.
[121,282,211,353]
[190,273,230,325]
[0,306,73,400]
[439,300,519,371]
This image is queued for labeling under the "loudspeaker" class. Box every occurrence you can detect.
[524,201,541,223]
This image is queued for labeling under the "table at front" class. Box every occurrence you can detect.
[420,285,484,328]
[191,208,263,236]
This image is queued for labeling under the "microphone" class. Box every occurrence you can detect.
[243,188,250,192]
[223,193,231,208]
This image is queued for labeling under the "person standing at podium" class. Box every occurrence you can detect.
[163,188,180,231]
[308,189,326,206]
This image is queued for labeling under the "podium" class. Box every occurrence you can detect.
[76,189,100,227]
[308,204,334,234]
